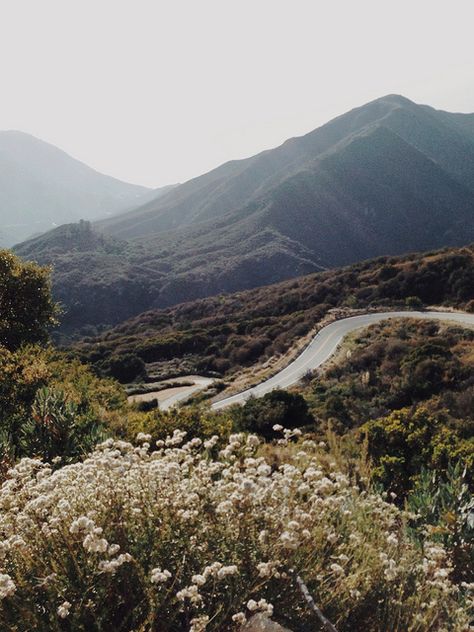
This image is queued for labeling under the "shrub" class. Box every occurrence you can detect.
[0,433,470,630]
[232,390,314,438]
[361,406,474,496]
[26,388,106,463]
[107,353,146,383]
[407,463,474,582]
[0,250,58,351]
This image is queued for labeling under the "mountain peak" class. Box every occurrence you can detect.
[371,94,416,107]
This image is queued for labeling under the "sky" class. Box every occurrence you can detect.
[1,0,474,188]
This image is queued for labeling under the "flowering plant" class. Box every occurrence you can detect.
[0,429,471,630]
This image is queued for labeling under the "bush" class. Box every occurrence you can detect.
[0,433,470,630]
[361,406,474,496]
[24,388,107,463]
[232,390,314,438]
[407,463,474,582]
[107,353,146,383]
[405,296,424,309]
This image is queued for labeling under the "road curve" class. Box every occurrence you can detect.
[160,377,214,410]
[211,311,474,410]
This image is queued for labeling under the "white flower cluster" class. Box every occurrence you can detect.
[70,515,109,553]
[0,430,469,630]
[247,597,273,616]
[272,425,302,445]
[150,567,172,584]
[98,553,132,575]
[57,600,71,618]
[0,573,16,599]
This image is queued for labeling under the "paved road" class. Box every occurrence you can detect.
[211,311,474,410]
[159,377,214,410]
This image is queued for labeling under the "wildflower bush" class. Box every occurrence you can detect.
[0,430,471,631]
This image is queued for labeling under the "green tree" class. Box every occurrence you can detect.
[0,250,58,350]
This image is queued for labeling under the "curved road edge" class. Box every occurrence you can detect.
[211,310,474,410]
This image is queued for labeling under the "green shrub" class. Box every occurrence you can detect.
[106,353,146,383]
[232,390,314,438]
[407,463,474,582]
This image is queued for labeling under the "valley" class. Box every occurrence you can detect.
[2,92,474,630]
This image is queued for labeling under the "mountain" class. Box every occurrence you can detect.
[15,95,474,332]
[0,131,156,246]
[97,94,474,240]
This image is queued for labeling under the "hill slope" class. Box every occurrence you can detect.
[72,244,474,380]
[0,131,154,246]
[16,95,474,331]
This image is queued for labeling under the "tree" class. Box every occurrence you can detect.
[0,250,58,350]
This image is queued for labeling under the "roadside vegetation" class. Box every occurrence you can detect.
[71,244,474,383]
[302,319,474,492]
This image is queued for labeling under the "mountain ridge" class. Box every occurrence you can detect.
[0,130,158,246]
[15,94,474,332]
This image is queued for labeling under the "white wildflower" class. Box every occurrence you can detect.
[57,600,71,618]
[150,568,172,584]
[0,573,16,599]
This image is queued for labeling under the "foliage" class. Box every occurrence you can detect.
[306,319,474,429]
[407,464,474,582]
[71,245,474,380]
[361,407,474,497]
[24,388,107,464]
[107,353,146,383]
[0,346,125,465]
[109,405,233,445]
[0,433,471,631]
[0,250,57,350]
[231,390,314,439]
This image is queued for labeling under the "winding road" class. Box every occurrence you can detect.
[211,310,474,410]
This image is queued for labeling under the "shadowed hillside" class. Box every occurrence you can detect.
[71,244,474,380]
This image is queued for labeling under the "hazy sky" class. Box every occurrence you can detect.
[2,0,474,188]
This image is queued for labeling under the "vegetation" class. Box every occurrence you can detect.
[0,251,126,469]
[0,250,57,350]
[73,244,474,380]
[1,247,473,629]
[302,319,474,494]
[231,390,314,439]
[0,433,472,631]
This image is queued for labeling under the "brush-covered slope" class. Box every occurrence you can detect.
[73,244,474,379]
[16,95,474,332]
[0,131,154,247]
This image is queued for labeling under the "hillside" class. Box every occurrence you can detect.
[97,94,474,240]
[72,244,474,380]
[0,131,156,246]
[16,95,474,331]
